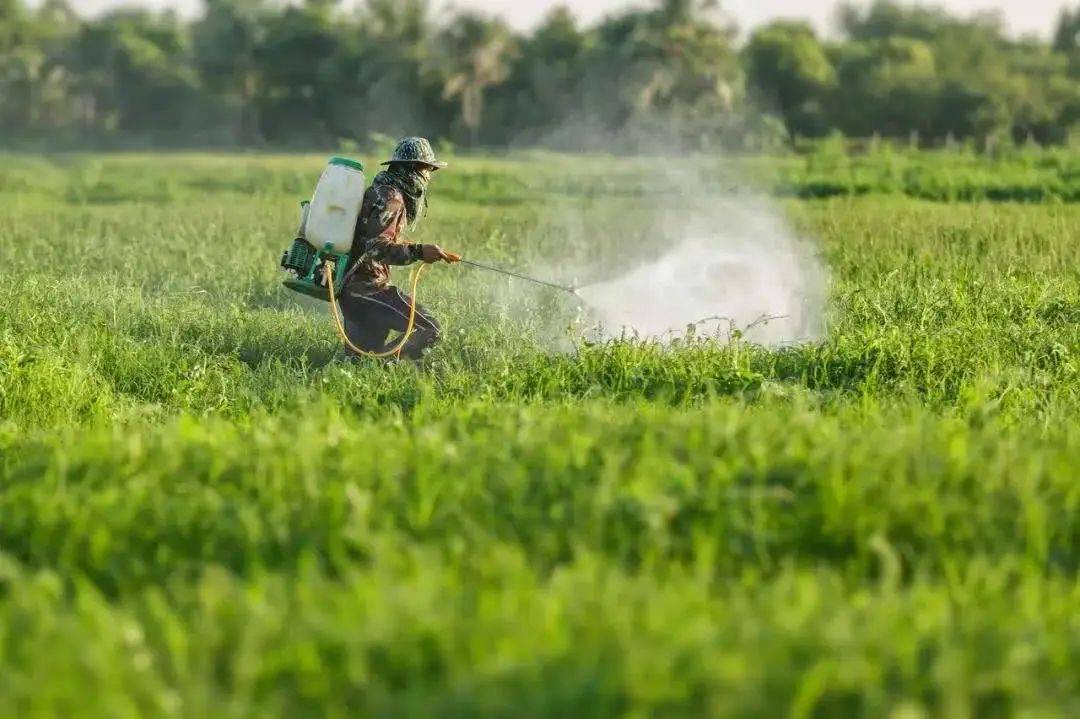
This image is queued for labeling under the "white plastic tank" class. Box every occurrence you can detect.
[302,156,367,254]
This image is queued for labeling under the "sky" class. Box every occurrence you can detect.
[47,0,1071,38]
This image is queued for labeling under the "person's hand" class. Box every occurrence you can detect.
[421,244,459,264]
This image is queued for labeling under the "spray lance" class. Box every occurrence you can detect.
[443,253,582,298]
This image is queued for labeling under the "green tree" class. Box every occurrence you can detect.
[582,0,741,146]
[488,7,589,145]
[66,9,200,135]
[0,0,79,135]
[1053,7,1079,53]
[1053,6,1080,79]
[829,38,942,138]
[838,0,1005,43]
[833,0,1065,143]
[193,0,270,144]
[0,0,1076,148]
[250,1,344,144]
[744,21,835,138]
[331,0,441,144]
[999,42,1080,143]
[434,12,515,146]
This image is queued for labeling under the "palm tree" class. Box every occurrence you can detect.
[435,13,515,146]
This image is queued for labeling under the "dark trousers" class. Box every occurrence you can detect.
[339,286,441,360]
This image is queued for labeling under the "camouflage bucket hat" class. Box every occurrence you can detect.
[381,137,448,168]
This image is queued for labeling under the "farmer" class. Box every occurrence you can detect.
[339,137,457,360]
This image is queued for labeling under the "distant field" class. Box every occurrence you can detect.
[0,150,1077,717]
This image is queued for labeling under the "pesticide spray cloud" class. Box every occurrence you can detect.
[573,195,827,346]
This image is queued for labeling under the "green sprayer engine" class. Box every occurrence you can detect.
[280,156,366,300]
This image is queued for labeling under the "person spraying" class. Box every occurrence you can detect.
[338,137,458,360]
[281,138,581,360]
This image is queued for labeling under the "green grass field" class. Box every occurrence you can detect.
[0,149,1078,717]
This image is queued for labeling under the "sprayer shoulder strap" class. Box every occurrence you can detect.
[339,241,373,292]
[338,202,377,293]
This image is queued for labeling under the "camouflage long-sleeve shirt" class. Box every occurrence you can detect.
[344,184,423,293]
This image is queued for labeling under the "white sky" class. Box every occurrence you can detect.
[50,0,1071,38]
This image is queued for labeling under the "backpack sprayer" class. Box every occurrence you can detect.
[280,156,583,357]
[279,156,366,301]
[279,155,423,359]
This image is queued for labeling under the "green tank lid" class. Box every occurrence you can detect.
[329,156,364,172]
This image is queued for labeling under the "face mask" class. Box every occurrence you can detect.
[413,166,434,184]
[375,164,432,224]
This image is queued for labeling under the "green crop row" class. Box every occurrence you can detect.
[1,147,1079,206]
[1,194,1076,433]
[2,401,1077,588]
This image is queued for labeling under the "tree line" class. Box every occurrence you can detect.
[2,0,1078,150]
